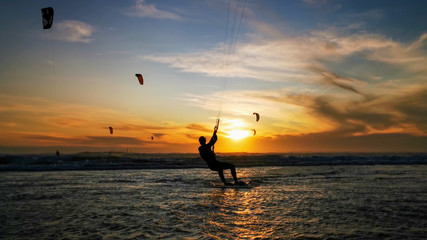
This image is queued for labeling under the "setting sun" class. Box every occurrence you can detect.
[1,1,426,239]
[0,0,426,154]
[225,130,251,140]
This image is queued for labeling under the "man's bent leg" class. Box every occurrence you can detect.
[218,170,231,185]
[229,165,238,183]
[219,162,239,184]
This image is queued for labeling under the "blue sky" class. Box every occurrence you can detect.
[0,0,426,153]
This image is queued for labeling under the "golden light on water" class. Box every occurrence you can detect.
[205,187,275,238]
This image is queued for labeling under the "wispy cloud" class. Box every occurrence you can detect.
[53,20,95,43]
[392,88,427,133]
[23,134,149,147]
[126,0,181,20]
[367,33,427,72]
[186,123,211,132]
[0,94,206,148]
[257,87,427,136]
[308,66,363,95]
[143,25,413,88]
[144,20,427,132]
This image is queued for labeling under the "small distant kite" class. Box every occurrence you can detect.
[135,74,143,85]
[253,112,260,122]
[41,7,54,29]
[108,126,113,134]
[252,129,256,136]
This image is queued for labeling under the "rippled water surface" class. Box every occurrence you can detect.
[1,165,426,239]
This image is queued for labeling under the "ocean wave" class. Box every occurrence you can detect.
[0,152,426,171]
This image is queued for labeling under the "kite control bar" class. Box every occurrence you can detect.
[215,118,220,131]
[213,118,220,153]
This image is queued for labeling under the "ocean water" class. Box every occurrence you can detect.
[1,152,426,171]
[1,164,426,239]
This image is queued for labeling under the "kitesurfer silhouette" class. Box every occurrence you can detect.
[198,126,244,186]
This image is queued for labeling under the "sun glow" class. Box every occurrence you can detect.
[225,130,250,140]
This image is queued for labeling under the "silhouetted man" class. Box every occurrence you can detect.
[198,126,243,186]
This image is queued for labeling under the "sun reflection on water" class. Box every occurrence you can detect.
[204,185,276,239]
[199,167,329,239]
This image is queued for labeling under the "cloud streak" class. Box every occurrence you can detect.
[308,66,363,95]
[126,0,181,20]
[23,134,149,147]
[142,19,427,104]
[143,25,410,86]
[53,20,95,43]
[259,87,427,136]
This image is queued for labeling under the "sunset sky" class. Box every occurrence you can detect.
[1,0,426,153]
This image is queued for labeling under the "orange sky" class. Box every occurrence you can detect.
[1,1,427,153]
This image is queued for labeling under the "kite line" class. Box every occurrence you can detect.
[216,0,247,129]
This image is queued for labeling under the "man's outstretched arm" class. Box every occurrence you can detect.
[207,128,218,147]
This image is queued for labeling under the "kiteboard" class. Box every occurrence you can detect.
[211,181,252,189]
